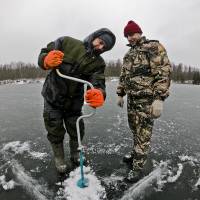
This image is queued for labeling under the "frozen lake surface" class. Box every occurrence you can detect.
[0,80,200,200]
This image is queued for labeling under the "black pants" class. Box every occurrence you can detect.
[43,100,85,145]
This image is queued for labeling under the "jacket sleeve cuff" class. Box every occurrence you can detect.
[38,53,48,70]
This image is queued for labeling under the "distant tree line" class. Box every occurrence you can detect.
[171,63,200,84]
[0,62,47,81]
[105,59,122,77]
[0,61,200,84]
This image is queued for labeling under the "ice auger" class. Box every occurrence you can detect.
[56,69,95,188]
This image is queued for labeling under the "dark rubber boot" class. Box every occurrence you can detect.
[50,143,67,173]
[125,169,143,183]
[123,152,134,164]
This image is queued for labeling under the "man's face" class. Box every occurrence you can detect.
[92,38,106,52]
[126,33,141,45]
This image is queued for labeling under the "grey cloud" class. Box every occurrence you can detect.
[0,0,199,68]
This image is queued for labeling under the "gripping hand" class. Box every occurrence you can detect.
[44,50,64,69]
[85,89,104,108]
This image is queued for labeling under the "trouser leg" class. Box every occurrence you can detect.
[128,111,154,171]
[43,100,66,172]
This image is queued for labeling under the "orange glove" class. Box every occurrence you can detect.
[85,89,104,108]
[44,50,64,69]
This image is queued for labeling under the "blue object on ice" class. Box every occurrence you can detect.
[77,150,89,188]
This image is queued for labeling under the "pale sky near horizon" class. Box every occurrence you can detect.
[1,0,200,68]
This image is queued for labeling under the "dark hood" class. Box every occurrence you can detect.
[83,28,116,55]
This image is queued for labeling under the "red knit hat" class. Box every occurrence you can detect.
[124,20,142,37]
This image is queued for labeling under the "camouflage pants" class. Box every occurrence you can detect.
[127,95,154,171]
[43,100,85,154]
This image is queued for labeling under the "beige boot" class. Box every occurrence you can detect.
[50,143,67,173]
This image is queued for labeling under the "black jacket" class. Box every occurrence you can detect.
[38,29,115,110]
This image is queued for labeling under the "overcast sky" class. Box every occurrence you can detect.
[1,0,200,67]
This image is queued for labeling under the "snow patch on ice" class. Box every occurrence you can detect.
[102,174,124,183]
[30,166,41,173]
[87,142,128,155]
[57,166,106,200]
[156,162,184,191]
[0,175,16,190]
[179,155,198,166]
[29,151,48,159]
[0,78,45,86]
[11,159,52,200]
[167,163,183,183]
[2,141,47,160]
[0,142,52,199]
[2,141,30,154]
[102,173,125,192]
[106,128,112,132]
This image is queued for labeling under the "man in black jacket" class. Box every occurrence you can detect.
[38,28,116,173]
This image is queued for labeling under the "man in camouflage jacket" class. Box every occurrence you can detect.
[38,28,116,173]
[116,20,171,182]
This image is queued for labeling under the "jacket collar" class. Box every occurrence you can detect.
[126,36,147,48]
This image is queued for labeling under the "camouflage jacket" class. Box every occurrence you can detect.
[117,36,171,101]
